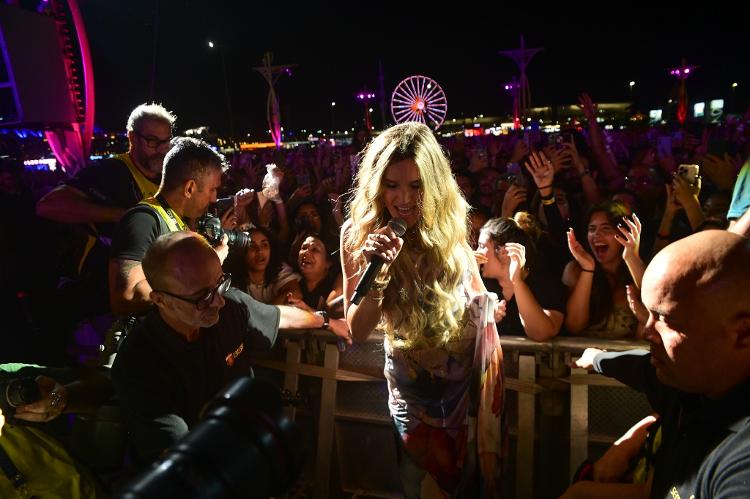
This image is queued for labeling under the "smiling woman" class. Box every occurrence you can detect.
[223,226,302,305]
[341,122,504,497]
[563,201,646,339]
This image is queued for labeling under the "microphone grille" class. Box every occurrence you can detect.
[388,218,408,237]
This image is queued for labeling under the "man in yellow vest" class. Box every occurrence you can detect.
[36,103,175,319]
[109,137,230,317]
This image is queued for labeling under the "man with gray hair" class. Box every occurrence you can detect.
[36,103,176,318]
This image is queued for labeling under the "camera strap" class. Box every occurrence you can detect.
[0,442,27,494]
[138,195,188,232]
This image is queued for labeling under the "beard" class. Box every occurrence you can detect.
[133,149,164,180]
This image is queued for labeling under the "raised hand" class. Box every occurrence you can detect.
[672,174,701,206]
[613,214,642,262]
[505,242,526,284]
[577,93,598,122]
[500,184,528,218]
[566,228,595,272]
[220,206,237,229]
[701,154,735,191]
[234,188,255,210]
[626,284,648,324]
[289,184,313,205]
[664,183,683,213]
[510,138,530,164]
[524,151,555,189]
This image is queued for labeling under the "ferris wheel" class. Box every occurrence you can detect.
[390,75,447,130]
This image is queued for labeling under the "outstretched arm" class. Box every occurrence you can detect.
[36,184,126,224]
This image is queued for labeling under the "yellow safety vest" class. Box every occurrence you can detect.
[77,154,160,273]
[117,153,160,200]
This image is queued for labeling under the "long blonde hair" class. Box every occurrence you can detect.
[344,122,472,349]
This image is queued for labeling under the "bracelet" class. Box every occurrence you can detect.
[580,268,595,273]
[541,196,556,206]
[371,277,391,293]
[315,310,329,329]
[366,288,385,302]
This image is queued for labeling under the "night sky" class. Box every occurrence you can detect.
[80,1,747,138]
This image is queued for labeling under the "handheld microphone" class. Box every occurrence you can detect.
[350,218,407,305]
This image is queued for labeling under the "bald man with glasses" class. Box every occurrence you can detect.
[111,231,350,464]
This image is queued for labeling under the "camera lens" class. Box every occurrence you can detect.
[5,377,42,408]
[226,230,250,251]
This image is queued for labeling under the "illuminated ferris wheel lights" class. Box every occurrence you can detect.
[391,75,447,129]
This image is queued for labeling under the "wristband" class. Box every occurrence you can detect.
[315,310,329,329]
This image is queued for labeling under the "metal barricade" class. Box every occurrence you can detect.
[251,331,651,499]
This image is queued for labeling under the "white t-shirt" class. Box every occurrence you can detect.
[245,262,301,304]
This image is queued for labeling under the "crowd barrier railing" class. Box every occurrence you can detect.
[251,330,651,499]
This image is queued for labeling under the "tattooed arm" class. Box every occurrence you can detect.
[109,258,153,316]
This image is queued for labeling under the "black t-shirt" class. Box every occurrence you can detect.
[300,272,337,310]
[110,204,169,262]
[594,350,750,498]
[484,269,566,337]
[111,288,280,463]
[67,157,155,239]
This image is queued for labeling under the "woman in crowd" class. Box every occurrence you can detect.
[563,201,645,339]
[225,226,302,305]
[288,232,344,318]
[475,213,565,341]
[341,122,504,497]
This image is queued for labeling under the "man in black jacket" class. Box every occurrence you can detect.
[574,230,750,498]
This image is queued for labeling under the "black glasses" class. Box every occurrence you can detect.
[156,273,232,310]
[135,130,172,149]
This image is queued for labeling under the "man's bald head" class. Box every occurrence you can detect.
[642,230,750,397]
[142,231,217,291]
[645,230,750,313]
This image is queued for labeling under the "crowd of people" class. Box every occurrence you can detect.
[1,93,750,497]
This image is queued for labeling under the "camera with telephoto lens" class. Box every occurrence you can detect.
[116,377,305,499]
[196,213,250,251]
[0,377,42,416]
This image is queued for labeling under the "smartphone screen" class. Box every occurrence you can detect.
[678,164,699,184]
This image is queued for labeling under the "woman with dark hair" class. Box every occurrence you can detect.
[563,201,645,339]
[475,212,565,340]
[288,232,344,318]
[225,226,301,305]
